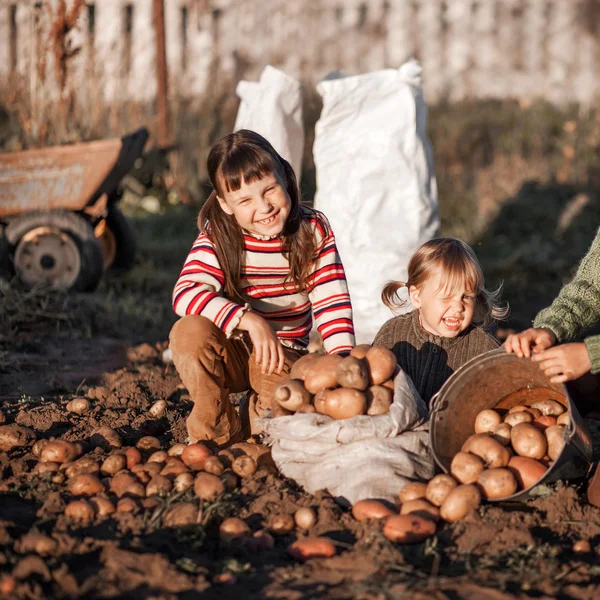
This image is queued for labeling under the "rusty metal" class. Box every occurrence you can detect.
[0,128,149,219]
[153,0,169,147]
[430,348,593,502]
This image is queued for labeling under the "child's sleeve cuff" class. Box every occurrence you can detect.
[584,335,600,374]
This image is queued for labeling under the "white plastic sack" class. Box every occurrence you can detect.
[313,60,439,344]
[234,65,305,178]
[259,369,435,506]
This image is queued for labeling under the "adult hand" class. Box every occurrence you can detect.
[503,327,556,358]
[239,312,285,375]
[532,342,591,383]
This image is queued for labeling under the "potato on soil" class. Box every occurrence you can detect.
[65,457,100,478]
[294,507,317,529]
[246,530,275,552]
[101,454,127,476]
[203,456,225,476]
[511,423,548,460]
[461,434,510,468]
[110,472,145,498]
[0,424,35,452]
[167,443,186,457]
[439,484,482,522]
[137,436,161,451]
[450,452,485,485]
[146,475,172,496]
[366,385,393,415]
[32,439,50,458]
[350,344,372,360]
[365,346,397,385]
[148,451,169,463]
[477,468,518,499]
[383,514,436,544]
[545,425,566,460]
[531,399,565,417]
[65,500,95,522]
[426,474,458,507]
[398,482,428,504]
[504,411,534,427]
[323,387,366,419]
[269,513,295,535]
[220,517,250,542]
[221,470,239,492]
[90,426,122,450]
[148,400,167,418]
[399,499,440,522]
[336,356,369,390]
[34,461,61,475]
[66,398,90,415]
[274,379,312,411]
[163,502,198,527]
[507,456,547,489]
[194,472,224,501]
[181,444,212,470]
[232,455,257,478]
[289,352,322,381]
[288,537,336,560]
[173,472,195,492]
[117,498,139,513]
[89,496,115,517]
[41,440,80,464]
[125,447,142,469]
[17,533,57,556]
[160,458,189,478]
[573,540,592,554]
[303,354,344,394]
[474,409,502,434]
[492,423,512,446]
[352,499,396,521]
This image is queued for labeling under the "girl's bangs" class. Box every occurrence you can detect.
[434,254,482,296]
[217,145,277,193]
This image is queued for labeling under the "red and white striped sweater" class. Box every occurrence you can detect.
[172,211,355,354]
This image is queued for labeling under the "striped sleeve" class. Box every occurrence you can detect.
[308,212,356,354]
[172,234,246,335]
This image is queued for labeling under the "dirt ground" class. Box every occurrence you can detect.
[1,331,600,600]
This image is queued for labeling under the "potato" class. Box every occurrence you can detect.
[274,379,312,411]
[269,513,295,535]
[89,496,115,517]
[173,472,195,492]
[426,474,458,507]
[288,537,336,560]
[289,352,321,381]
[504,411,534,427]
[532,416,557,431]
[511,423,548,460]
[399,482,428,504]
[296,404,316,414]
[65,457,100,478]
[366,385,393,415]
[66,398,90,415]
[141,462,162,477]
[41,440,80,464]
[382,379,395,390]
[573,540,592,554]
[160,459,189,478]
[365,346,397,385]
[17,532,58,556]
[0,410,5,425]
[34,461,61,475]
[474,409,502,434]
[90,426,122,450]
[477,468,518,499]
[399,499,440,522]
[313,388,331,414]
[531,399,565,416]
[491,423,512,446]
[461,434,510,468]
[101,454,127,476]
[323,388,366,419]
[110,472,146,498]
[148,400,167,419]
[508,405,531,414]
[168,443,186,457]
[220,470,239,492]
[294,507,317,529]
[194,472,224,501]
[204,456,225,476]
[336,356,369,390]
[350,344,371,360]
[32,439,50,458]
[125,447,142,469]
[439,484,481,522]
[117,498,139,513]
[507,456,547,489]
[136,436,161,451]
[181,444,212,470]
[146,475,172,496]
[219,517,250,542]
[352,499,396,521]
[557,412,570,426]
[65,500,95,522]
[383,514,436,543]
[148,451,169,464]
[163,502,197,527]
[0,425,36,451]
[450,452,485,484]
[232,455,257,478]
[248,530,275,551]
[545,425,566,461]
[303,354,344,394]
[270,403,291,418]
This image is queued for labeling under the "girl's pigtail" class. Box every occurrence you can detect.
[381,281,408,311]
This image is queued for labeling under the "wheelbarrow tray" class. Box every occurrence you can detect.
[0,128,148,219]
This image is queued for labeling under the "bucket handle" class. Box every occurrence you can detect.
[430,391,447,414]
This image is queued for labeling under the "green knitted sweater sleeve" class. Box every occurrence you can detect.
[533,227,600,371]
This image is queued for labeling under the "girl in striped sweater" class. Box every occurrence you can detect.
[170,130,355,446]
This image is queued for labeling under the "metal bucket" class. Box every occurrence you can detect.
[429,348,593,501]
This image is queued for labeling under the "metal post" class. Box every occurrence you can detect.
[153,0,169,146]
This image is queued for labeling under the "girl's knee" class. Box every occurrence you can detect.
[169,315,223,354]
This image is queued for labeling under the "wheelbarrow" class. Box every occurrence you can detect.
[0,128,149,291]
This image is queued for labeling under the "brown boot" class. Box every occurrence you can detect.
[587,462,600,508]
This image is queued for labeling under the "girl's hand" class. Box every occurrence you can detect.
[239,312,285,375]
[503,327,556,358]
[532,342,591,383]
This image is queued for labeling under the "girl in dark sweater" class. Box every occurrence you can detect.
[373,238,508,405]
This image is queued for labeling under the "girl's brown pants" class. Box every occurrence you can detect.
[169,315,303,447]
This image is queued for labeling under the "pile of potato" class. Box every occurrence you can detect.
[273,345,398,419]
[348,399,570,545]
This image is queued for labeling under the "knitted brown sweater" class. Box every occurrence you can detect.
[372,310,500,405]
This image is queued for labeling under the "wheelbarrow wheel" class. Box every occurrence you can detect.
[5,211,104,292]
[95,205,136,272]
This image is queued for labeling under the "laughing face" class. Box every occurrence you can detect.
[409,268,476,338]
[216,170,291,237]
